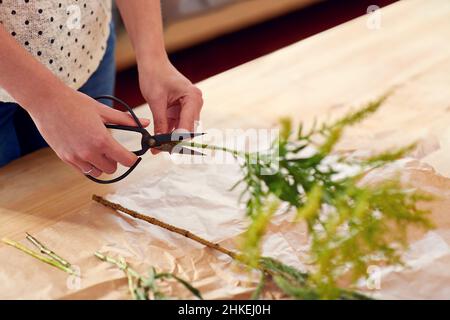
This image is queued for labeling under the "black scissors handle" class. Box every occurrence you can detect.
[87,158,142,184]
[86,95,147,184]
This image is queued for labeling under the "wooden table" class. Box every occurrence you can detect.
[1,0,449,250]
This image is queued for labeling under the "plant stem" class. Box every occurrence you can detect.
[93,196,279,281]
[92,195,370,300]
[95,252,203,300]
[95,251,142,279]
[92,195,237,259]
[251,272,266,300]
[95,252,145,299]
[2,238,75,275]
[180,141,243,158]
[26,232,71,268]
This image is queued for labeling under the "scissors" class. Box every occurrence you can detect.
[87,95,205,184]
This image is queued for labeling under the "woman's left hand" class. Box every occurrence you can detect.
[138,59,203,136]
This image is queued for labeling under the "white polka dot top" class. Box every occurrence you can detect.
[0,0,112,103]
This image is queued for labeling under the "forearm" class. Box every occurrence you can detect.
[115,0,168,69]
[116,0,202,134]
[0,25,69,113]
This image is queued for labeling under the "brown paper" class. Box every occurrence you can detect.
[1,0,449,299]
[0,149,448,299]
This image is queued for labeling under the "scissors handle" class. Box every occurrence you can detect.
[86,158,142,184]
[86,96,147,184]
[104,124,150,156]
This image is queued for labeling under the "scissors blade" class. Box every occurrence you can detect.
[153,132,205,146]
[171,147,206,156]
[154,142,204,156]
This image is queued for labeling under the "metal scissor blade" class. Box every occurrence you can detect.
[152,132,206,144]
[171,146,205,156]
[186,132,206,139]
[169,132,206,142]
[153,132,206,146]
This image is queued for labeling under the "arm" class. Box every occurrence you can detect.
[116,0,203,135]
[0,25,143,176]
[0,24,65,110]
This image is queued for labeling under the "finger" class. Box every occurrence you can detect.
[150,148,161,155]
[168,118,179,132]
[167,104,180,132]
[106,137,138,167]
[149,98,169,134]
[139,117,151,127]
[71,160,102,178]
[99,106,151,127]
[167,104,181,119]
[178,95,202,132]
[86,154,118,175]
[152,116,177,154]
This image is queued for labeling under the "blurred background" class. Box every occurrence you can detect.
[114,0,397,108]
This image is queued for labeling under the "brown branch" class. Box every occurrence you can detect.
[91,195,371,299]
[92,195,237,259]
[92,197,286,279]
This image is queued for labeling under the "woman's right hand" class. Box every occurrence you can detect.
[27,89,150,178]
[0,24,150,177]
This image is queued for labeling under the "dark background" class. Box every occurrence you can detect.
[116,0,398,108]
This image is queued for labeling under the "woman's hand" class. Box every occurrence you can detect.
[0,23,151,177]
[116,0,203,136]
[138,59,203,135]
[27,89,150,177]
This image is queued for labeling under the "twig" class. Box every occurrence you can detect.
[95,251,203,300]
[92,195,237,259]
[90,197,292,289]
[95,251,142,279]
[92,195,371,300]
[92,196,279,278]
[95,251,142,299]
[26,232,71,268]
[2,238,75,275]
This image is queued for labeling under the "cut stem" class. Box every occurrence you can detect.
[2,238,75,275]
[26,232,71,268]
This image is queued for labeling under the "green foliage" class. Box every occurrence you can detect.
[187,95,434,299]
[95,252,202,300]
[306,180,432,297]
[239,199,280,267]
[250,272,266,300]
[239,96,433,298]
[259,257,308,286]
[257,256,371,300]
